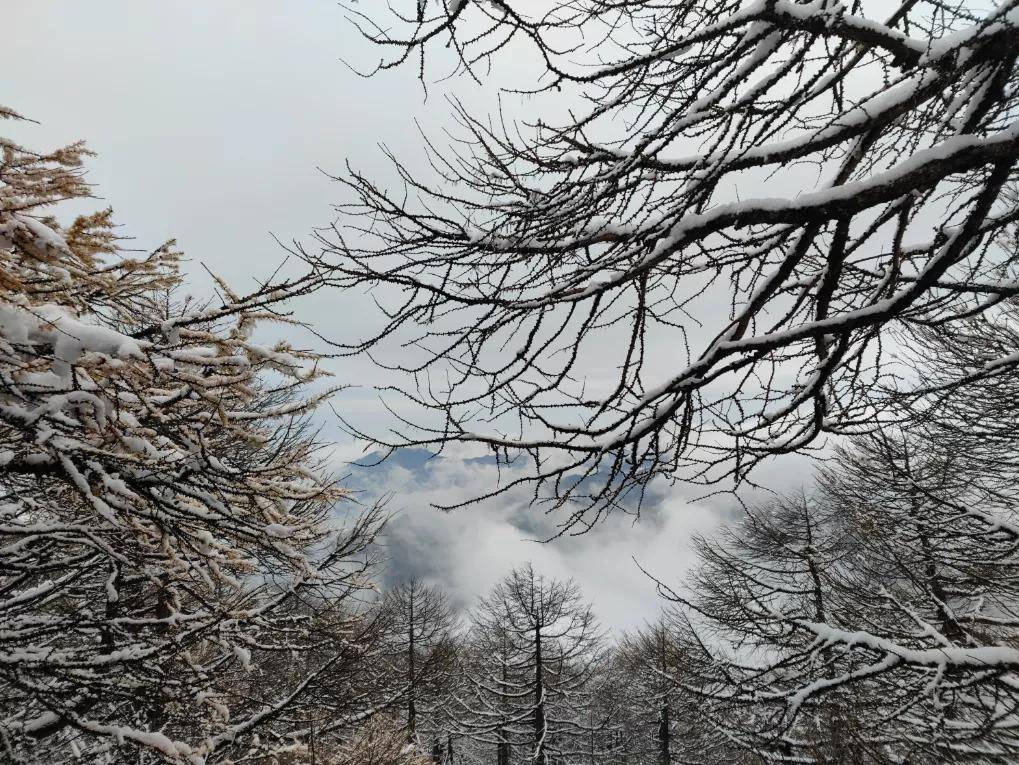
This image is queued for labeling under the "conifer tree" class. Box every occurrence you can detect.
[379,579,459,743]
[0,110,384,764]
[453,564,605,764]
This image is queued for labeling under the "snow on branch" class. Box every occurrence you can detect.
[0,115,388,763]
[324,0,1019,526]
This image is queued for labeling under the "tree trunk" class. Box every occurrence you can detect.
[408,584,417,737]
[658,702,671,765]
[657,627,671,765]
[534,622,546,764]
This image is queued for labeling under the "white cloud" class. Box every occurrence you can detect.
[345,451,727,633]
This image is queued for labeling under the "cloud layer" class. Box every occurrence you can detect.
[341,448,741,633]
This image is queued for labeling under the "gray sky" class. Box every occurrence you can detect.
[4,1,819,631]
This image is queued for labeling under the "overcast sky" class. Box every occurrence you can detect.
[5,1,817,631]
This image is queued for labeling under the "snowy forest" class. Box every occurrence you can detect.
[4,0,1019,763]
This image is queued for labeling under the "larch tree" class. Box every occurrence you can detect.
[599,615,756,765]
[655,430,1019,762]
[661,493,859,760]
[816,433,1019,762]
[613,615,712,764]
[0,110,385,763]
[314,0,1019,527]
[454,564,605,764]
[378,578,460,745]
